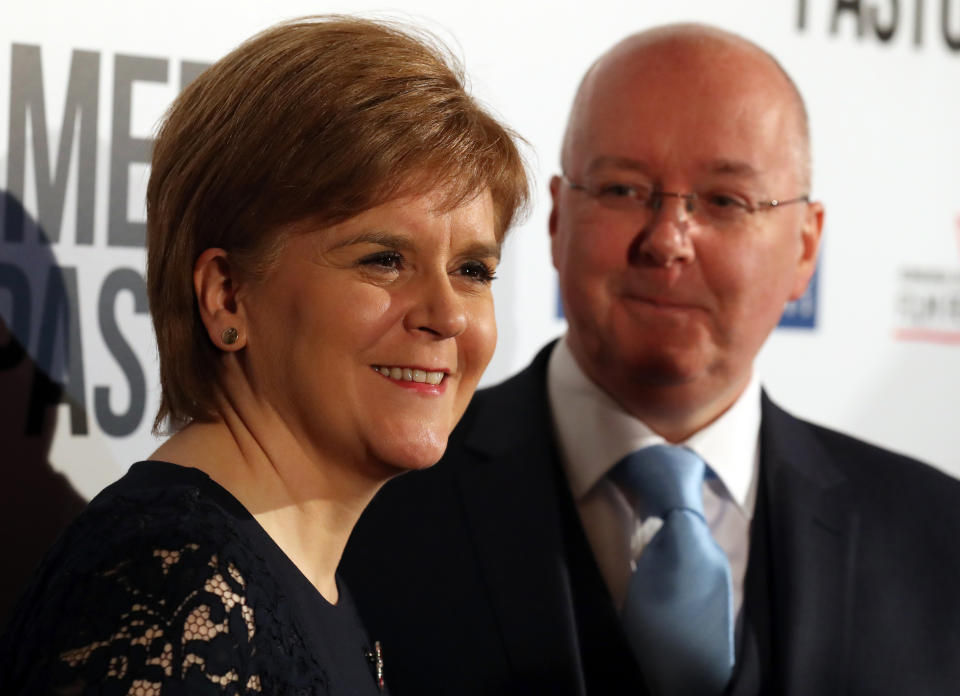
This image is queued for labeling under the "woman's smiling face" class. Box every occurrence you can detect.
[239,188,499,477]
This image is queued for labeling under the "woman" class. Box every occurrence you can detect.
[0,15,527,694]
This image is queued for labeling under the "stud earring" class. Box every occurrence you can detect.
[221,327,239,345]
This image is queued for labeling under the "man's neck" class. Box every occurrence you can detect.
[547,335,762,509]
[576,362,752,445]
[624,378,751,443]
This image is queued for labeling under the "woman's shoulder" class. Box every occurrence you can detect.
[75,460,250,553]
[24,461,255,598]
[0,461,330,694]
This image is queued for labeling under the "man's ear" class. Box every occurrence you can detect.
[789,201,824,301]
[194,248,246,351]
[548,175,563,271]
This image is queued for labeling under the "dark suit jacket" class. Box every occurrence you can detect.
[341,343,960,695]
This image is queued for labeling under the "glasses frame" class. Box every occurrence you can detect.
[561,174,809,216]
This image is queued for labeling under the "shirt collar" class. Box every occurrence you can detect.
[546,335,760,515]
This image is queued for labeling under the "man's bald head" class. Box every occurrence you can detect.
[561,23,811,190]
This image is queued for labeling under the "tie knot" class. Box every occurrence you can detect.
[611,444,706,518]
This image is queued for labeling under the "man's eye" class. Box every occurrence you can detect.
[598,183,639,198]
[359,250,403,271]
[596,183,655,208]
[704,193,747,209]
[457,260,497,284]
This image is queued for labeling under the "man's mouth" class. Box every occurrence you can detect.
[633,296,695,309]
[371,365,447,385]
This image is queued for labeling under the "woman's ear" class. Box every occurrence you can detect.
[194,248,246,351]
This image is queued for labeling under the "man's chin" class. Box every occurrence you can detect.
[627,357,705,387]
[590,350,712,402]
[617,340,711,380]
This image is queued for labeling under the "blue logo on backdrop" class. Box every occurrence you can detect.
[778,264,819,329]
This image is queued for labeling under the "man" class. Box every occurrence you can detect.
[341,24,960,695]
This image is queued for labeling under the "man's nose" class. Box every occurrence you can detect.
[403,271,468,339]
[633,195,696,267]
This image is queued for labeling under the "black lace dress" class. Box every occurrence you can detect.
[0,461,388,695]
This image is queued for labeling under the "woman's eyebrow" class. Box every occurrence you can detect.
[329,230,500,260]
[457,241,502,262]
[328,229,414,251]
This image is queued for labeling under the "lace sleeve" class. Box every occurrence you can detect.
[47,542,262,694]
[2,487,329,695]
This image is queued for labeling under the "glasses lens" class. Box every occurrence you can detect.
[696,193,751,225]
[591,182,652,212]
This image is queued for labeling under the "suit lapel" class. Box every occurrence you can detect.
[450,356,860,695]
[755,395,859,695]
[454,346,587,696]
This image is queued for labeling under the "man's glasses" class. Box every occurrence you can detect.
[561,174,809,226]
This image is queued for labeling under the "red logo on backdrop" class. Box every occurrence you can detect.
[893,214,960,345]
[955,215,960,259]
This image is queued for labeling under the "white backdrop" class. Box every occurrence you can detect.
[1,0,959,503]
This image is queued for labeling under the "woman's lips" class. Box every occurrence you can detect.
[371,365,449,392]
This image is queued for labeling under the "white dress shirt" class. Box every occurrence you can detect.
[546,336,761,616]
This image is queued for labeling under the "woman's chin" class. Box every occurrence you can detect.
[368,432,450,476]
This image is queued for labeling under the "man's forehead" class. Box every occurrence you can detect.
[563,33,804,185]
[569,83,795,164]
[589,34,786,108]
[584,155,762,180]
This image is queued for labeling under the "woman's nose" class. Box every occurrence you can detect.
[403,272,468,339]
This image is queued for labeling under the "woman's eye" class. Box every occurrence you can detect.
[457,260,497,284]
[359,250,403,271]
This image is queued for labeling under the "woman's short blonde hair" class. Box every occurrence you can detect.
[147,15,529,433]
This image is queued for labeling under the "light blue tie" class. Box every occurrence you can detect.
[612,445,734,696]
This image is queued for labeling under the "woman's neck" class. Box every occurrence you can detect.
[150,409,384,604]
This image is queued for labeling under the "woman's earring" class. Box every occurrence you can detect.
[221,327,239,346]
